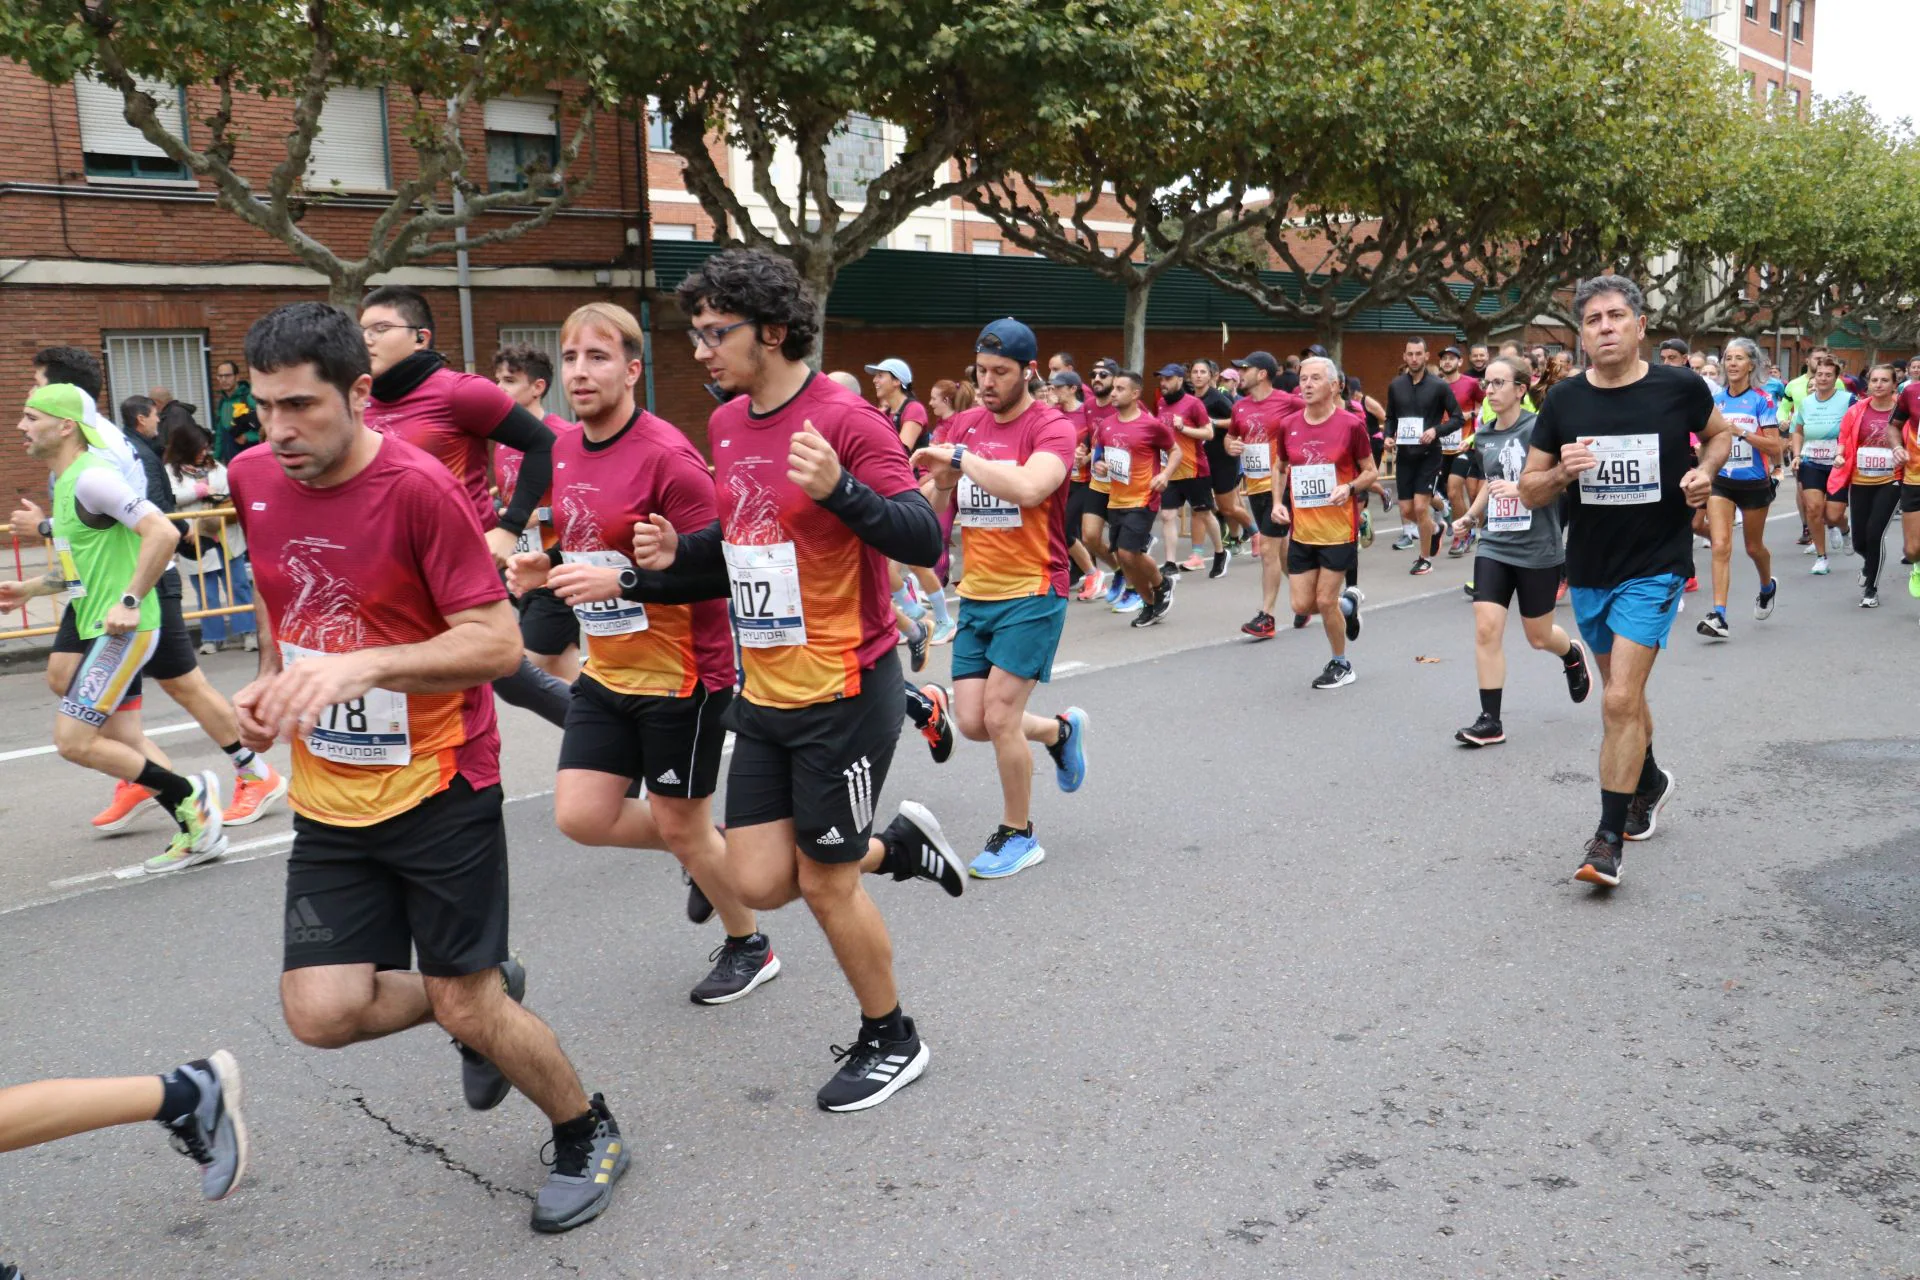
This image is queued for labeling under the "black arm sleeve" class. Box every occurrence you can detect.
[670,519,727,576]
[620,564,730,604]
[817,470,941,566]
[486,404,555,536]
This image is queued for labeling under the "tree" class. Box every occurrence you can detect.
[0,0,619,307]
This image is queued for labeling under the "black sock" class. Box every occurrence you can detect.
[861,1005,907,1043]
[136,762,195,814]
[1479,688,1502,719]
[1599,789,1632,840]
[1560,644,1583,669]
[552,1108,598,1145]
[155,1064,204,1125]
[1054,715,1073,747]
[902,683,932,729]
[1637,745,1661,794]
[727,931,761,947]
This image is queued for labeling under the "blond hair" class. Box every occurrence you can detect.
[561,302,644,362]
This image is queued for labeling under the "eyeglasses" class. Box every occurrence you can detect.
[1482,378,1515,389]
[361,323,420,340]
[687,320,752,350]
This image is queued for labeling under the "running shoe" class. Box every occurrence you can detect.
[1076,570,1106,602]
[690,934,781,1005]
[1311,657,1355,690]
[969,824,1046,879]
[928,617,958,647]
[531,1094,627,1233]
[1181,554,1207,573]
[223,766,287,827]
[817,1016,930,1113]
[1696,611,1730,640]
[1753,577,1778,621]
[1859,591,1880,608]
[1292,612,1311,629]
[1409,557,1434,576]
[1801,541,1818,556]
[905,620,930,673]
[144,772,227,874]
[1623,768,1674,842]
[457,956,526,1110]
[920,683,954,764]
[881,801,965,897]
[1796,526,1812,545]
[685,870,713,924]
[1684,576,1698,592]
[1391,532,1416,551]
[1340,585,1362,641]
[1564,644,1592,704]
[1574,835,1623,887]
[1446,532,1469,558]
[1910,563,1920,598]
[159,1050,248,1201]
[1359,510,1374,548]
[92,779,157,832]
[1461,582,1475,601]
[1841,532,1854,555]
[1209,549,1230,579]
[1105,573,1126,604]
[1241,611,1276,640]
[1046,707,1088,792]
[1112,590,1142,614]
[1454,713,1505,747]
[1811,556,1830,576]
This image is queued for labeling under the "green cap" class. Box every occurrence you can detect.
[25,383,106,448]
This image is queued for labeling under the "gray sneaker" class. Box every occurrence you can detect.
[531,1094,628,1233]
[456,956,526,1110]
[160,1049,248,1200]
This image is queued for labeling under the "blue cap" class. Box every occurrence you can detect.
[975,317,1037,366]
[1155,362,1187,378]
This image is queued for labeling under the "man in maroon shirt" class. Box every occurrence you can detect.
[1439,346,1485,557]
[491,343,580,682]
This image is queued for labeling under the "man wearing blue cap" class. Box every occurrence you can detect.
[914,318,1088,881]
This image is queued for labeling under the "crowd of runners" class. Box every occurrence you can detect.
[3,258,1915,1261]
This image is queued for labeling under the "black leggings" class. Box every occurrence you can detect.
[1851,483,1900,593]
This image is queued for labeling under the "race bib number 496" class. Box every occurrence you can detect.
[1578,434,1661,506]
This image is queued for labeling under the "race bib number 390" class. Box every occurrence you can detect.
[1290,462,1338,508]
[724,541,806,648]
[279,642,410,767]
[1578,434,1661,506]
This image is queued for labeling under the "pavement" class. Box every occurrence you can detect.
[2,509,1917,1279]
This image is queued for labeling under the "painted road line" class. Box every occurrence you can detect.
[0,721,199,764]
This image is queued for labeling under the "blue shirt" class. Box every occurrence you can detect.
[1713,384,1778,484]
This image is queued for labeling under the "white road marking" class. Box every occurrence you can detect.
[0,721,198,764]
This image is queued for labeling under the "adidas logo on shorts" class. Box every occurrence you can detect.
[657,769,681,785]
[818,827,844,846]
[286,896,334,944]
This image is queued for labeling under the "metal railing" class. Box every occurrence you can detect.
[2,505,252,642]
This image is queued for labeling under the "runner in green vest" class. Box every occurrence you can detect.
[0,383,227,872]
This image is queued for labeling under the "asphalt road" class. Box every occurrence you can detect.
[3,513,1917,1279]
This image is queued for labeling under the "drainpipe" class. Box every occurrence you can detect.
[635,110,655,413]
[450,100,476,372]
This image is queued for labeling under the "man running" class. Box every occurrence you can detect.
[1049,371,1107,600]
[1194,359,1253,556]
[1153,363,1223,579]
[1082,360,1129,609]
[1386,337,1463,575]
[1226,351,1294,638]
[1518,276,1727,888]
[358,286,573,725]
[1095,371,1180,626]
[912,318,1087,881]
[231,302,626,1232]
[491,343,581,682]
[506,303,773,1006]
[1439,346,1484,558]
[1657,338,1690,368]
[635,249,967,1113]
[869,357,955,645]
[1270,357,1377,688]
[1,383,226,872]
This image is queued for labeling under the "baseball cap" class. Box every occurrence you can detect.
[862,357,913,385]
[25,382,107,448]
[1231,351,1281,375]
[1092,358,1120,375]
[1441,345,1463,357]
[1155,362,1187,378]
[1302,343,1330,360]
[1048,370,1083,389]
[975,318,1038,366]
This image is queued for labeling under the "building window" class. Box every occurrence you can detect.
[483,95,560,193]
[307,86,390,192]
[912,234,933,252]
[1742,70,1757,98]
[653,222,696,241]
[826,113,886,205]
[1789,87,1802,114]
[971,239,1001,256]
[645,96,673,151]
[1683,0,1713,18]
[1743,0,1756,17]
[1791,0,1804,40]
[497,325,570,419]
[104,331,208,416]
[75,75,190,181]
[1768,78,1780,99]
[1768,0,1781,30]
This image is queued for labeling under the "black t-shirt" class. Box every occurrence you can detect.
[1530,362,1714,589]
[1384,372,1463,453]
[1200,388,1236,472]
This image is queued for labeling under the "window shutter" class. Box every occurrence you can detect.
[483,96,557,136]
[308,86,390,191]
[76,75,182,157]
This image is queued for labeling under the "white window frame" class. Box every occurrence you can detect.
[75,75,192,184]
[497,325,570,419]
[104,331,210,422]
[306,86,391,193]
[912,234,933,252]
[970,239,1002,256]
[653,222,696,241]
[645,95,673,151]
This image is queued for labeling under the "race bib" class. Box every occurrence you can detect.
[1578,434,1660,506]
[1290,463,1338,509]
[1801,440,1838,466]
[1721,436,1754,475]
[1856,446,1896,479]
[561,550,649,636]
[724,541,806,648]
[1440,430,1464,452]
[279,641,410,767]
[1485,492,1531,533]
[1395,416,1425,446]
[52,536,84,597]
[956,476,1021,529]
[1104,445,1133,486]
[1242,442,1272,479]
[512,505,551,557]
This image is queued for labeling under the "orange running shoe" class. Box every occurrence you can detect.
[919,684,954,764]
[1075,570,1105,602]
[224,767,288,827]
[92,780,158,832]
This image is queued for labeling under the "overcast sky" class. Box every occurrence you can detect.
[1813,1,1920,135]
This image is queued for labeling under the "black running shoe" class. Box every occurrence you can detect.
[532,1094,628,1233]
[1,1261,18,1279]
[1160,559,1182,578]
[1409,557,1434,576]
[1574,834,1623,887]
[1454,713,1505,747]
[881,801,965,896]
[1623,768,1674,843]
[1311,657,1355,690]
[817,1016,931,1112]
[905,620,930,673]
[1341,586,1362,641]
[1696,611,1729,639]
[1564,645,1592,704]
[457,956,525,1111]
[685,870,713,924]
[690,934,781,1005]
[1292,612,1311,629]
[919,683,954,764]
[1209,549,1229,579]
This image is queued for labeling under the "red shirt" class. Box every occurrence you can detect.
[365,367,517,530]
[1229,392,1291,496]
[1085,401,1118,493]
[1447,374,1483,422]
[709,374,919,709]
[1061,401,1094,483]
[496,412,577,553]
[551,412,734,697]
[1098,409,1178,510]
[941,401,1076,601]
[229,435,505,827]
[1160,394,1212,480]
[1277,404,1374,546]
[890,398,931,450]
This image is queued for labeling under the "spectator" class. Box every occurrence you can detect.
[210,361,260,462]
[162,421,256,654]
[149,386,174,410]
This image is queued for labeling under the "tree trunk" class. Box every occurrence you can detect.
[1323,328,1345,367]
[1122,276,1152,374]
[802,257,834,371]
[328,273,364,313]
[1463,320,1492,350]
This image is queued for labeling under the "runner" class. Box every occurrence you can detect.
[1785,355,1852,576]
[1270,356,1377,688]
[1194,359,1253,556]
[1227,352,1294,638]
[1083,360,1133,610]
[0,383,226,873]
[1386,337,1463,575]
[634,249,966,1113]
[504,303,774,1006]
[1833,362,1902,608]
[1696,337,1785,640]
[1466,344,1491,381]
[1439,346,1484,558]
[1048,371,1106,599]
[231,302,626,1232]
[1902,383,1920,606]
[1153,364,1224,579]
[1518,275,1727,887]
[1095,371,1180,627]
[911,317,1087,880]
[1448,356,1591,746]
[358,285,574,726]
[1657,338,1690,368]
[491,343,581,681]
[869,357,956,645]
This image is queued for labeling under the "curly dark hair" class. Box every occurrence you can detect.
[675,249,819,363]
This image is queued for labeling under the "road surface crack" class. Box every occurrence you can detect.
[347,1092,534,1202]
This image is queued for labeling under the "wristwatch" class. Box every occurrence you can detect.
[617,567,639,593]
[37,518,52,538]
[119,592,139,610]
[950,443,968,468]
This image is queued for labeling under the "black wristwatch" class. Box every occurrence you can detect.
[38,518,53,538]
[617,567,639,593]
[119,592,139,610]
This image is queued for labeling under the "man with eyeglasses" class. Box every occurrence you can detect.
[358,285,573,728]
[211,360,260,464]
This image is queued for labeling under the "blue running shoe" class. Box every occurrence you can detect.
[1112,590,1142,613]
[1045,707,1088,793]
[969,825,1046,879]
[1105,574,1126,604]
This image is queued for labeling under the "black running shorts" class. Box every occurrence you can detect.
[1710,478,1775,510]
[516,588,578,657]
[1247,490,1289,540]
[1286,539,1357,576]
[1395,446,1445,502]
[557,675,730,799]
[1901,482,1920,515]
[1106,506,1156,554]
[1064,481,1093,546]
[1471,556,1562,619]
[1160,476,1215,511]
